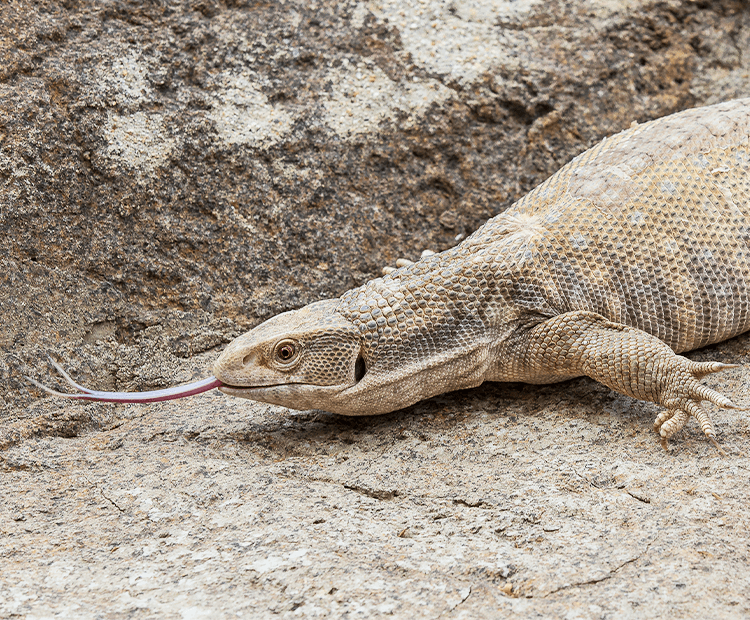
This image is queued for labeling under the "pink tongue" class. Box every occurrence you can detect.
[26,357,224,404]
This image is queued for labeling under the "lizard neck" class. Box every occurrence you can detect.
[330,228,545,414]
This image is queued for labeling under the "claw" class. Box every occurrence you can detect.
[26,355,223,404]
[684,400,719,442]
[708,436,728,456]
[692,384,745,410]
[689,361,740,380]
[724,400,749,411]
[655,398,733,455]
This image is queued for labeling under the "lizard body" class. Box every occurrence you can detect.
[36,99,750,449]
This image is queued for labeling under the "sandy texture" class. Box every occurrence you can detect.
[2,0,750,618]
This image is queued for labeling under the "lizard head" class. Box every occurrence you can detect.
[213,299,367,411]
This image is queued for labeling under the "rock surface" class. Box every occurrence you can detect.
[2,0,750,617]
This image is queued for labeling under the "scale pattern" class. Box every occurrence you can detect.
[214,99,750,449]
[500,100,750,353]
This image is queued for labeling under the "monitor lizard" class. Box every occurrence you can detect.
[31,98,750,451]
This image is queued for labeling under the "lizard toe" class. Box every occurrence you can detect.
[658,410,690,451]
[653,408,676,432]
[657,397,727,454]
[657,408,690,440]
[687,360,740,380]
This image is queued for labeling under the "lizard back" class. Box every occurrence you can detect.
[471,98,750,353]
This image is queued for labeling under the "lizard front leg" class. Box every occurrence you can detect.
[508,311,744,451]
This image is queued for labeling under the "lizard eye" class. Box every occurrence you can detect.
[274,340,299,364]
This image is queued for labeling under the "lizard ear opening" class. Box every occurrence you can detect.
[354,353,367,383]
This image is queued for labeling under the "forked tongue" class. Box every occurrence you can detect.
[26,356,223,404]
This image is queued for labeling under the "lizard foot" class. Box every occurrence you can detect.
[382,250,436,275]
[519,311,745,452]
[653,361,744,454]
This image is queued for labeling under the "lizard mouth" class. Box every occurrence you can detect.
[218,383,294,395]
[217,385,265,398]
[217,381,336,396]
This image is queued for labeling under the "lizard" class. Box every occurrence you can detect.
[30,98,750,451]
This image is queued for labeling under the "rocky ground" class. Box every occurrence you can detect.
[2,0,750,618]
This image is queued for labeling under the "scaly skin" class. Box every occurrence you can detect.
[214,99,750,450]
[35,100,750,450]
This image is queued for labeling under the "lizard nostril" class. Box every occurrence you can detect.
[242,353,255,366]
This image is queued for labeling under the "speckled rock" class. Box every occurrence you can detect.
[2,0,750,618]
